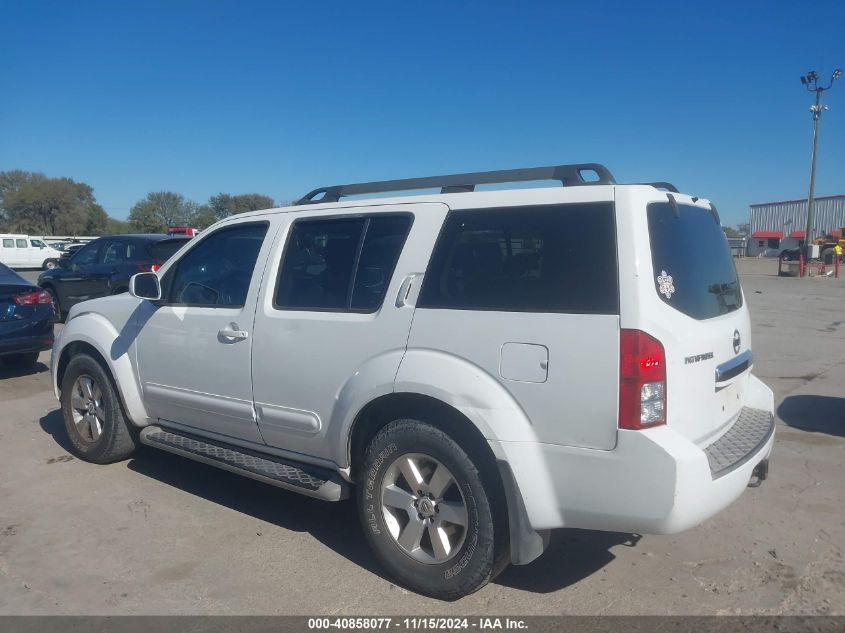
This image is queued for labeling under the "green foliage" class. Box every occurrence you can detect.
[105,217,132,235]
[128,191,199,233]
[0,170,124,236]
[207,193,275,221]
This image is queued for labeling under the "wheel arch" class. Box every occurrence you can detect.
[55,315,149,427]
[347,391,548,566]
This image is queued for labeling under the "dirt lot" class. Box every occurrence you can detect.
[1,259,843,615]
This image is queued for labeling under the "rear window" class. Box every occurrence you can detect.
[647,202,742,320]
[150,239,189,262]
[418,203,619,314]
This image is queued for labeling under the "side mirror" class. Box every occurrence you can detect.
[129,272,162,301]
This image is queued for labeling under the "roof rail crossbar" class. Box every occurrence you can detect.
[638,182,679,193]
[295,163,616,205]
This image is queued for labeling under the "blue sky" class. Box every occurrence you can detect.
[2,1,844,227]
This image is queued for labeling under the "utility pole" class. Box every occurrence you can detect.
[800,69,842,260]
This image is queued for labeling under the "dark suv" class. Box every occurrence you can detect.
[38,234,190,320]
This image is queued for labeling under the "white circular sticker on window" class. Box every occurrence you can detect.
[657,270,675,299]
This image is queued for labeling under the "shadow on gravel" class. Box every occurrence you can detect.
[778,395,845,438]
[37,411,639,597]
[0,360,49,379]
[125,447,396,585]
[39,408,76,453]
[494,530,640,593]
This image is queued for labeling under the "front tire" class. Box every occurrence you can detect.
[60,353,138,463]
[43,258,59,270]
[358,419,501,599]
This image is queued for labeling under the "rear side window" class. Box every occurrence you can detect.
[2,239,13,248]
[149,239,188,262]
[275,214,412,312]
[647,202,742,320]
[16,239,26,248]
[418,203,618,314]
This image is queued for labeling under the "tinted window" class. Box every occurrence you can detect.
[647,202,742,320]
[16,239,26,248]
[150,239,189,262]
[71,242,100,267]
[418,204,618,314]
[275,215,412,312]
[2,239,13,248]
[167,223,268,307]
[103,242,127,265]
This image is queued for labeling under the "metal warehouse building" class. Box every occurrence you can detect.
[747,195,845,256]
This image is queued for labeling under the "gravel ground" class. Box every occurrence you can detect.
[0,259,843,615]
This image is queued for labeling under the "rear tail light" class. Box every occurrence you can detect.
[137,263,161,273]
[14,289,53,306]
[619,329,667,430]
[151,264,161,273]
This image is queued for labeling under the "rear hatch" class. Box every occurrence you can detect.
[645,199,750,445]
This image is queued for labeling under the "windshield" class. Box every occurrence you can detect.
[647,202,742,320]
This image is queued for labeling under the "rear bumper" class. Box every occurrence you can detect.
[0,318,54,356]
[0,334,54,355]
[490,373,775,536]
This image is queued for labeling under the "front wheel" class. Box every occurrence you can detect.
[358,419,503,599]
[60,353,138,463]
[42,258,59,270]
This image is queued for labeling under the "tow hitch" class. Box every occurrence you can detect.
[748,459,769,488]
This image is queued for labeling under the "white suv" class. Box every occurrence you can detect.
[51,164,774,599]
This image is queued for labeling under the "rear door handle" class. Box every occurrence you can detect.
[218,324,249,341]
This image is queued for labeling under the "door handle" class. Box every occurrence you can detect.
[395,273,422,308]
[218,324,249,341]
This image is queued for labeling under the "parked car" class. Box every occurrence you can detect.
[39,234,190,321]
[0,262,54,370]
[0,234,63,270]
[51,164,774,599]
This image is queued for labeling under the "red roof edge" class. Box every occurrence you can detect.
[751,231,784,239]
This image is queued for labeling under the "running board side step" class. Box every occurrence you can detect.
[139,426,349,501]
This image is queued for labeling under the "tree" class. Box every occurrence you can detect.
[105,217,132,234]
[189,204,218,230]
[736,223,749,236]
[128,192,199,233]
[3,177,94,234]
[0,169,130,236]
[207,193,275,222]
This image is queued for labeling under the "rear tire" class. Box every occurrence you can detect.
[60,353,138,464]
[358,419,502,599]
[2,352,39,370]
[42,259,59,270]
[42,286,62,322]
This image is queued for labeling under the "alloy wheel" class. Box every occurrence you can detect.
[380,453,468,564]
[69,374,106,443]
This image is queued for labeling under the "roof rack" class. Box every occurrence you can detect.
[639,182,679,193]
[295,163,617,205]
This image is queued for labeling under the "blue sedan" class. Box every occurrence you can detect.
[0,263,54,370]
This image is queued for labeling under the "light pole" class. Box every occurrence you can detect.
[800,69,842,259]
